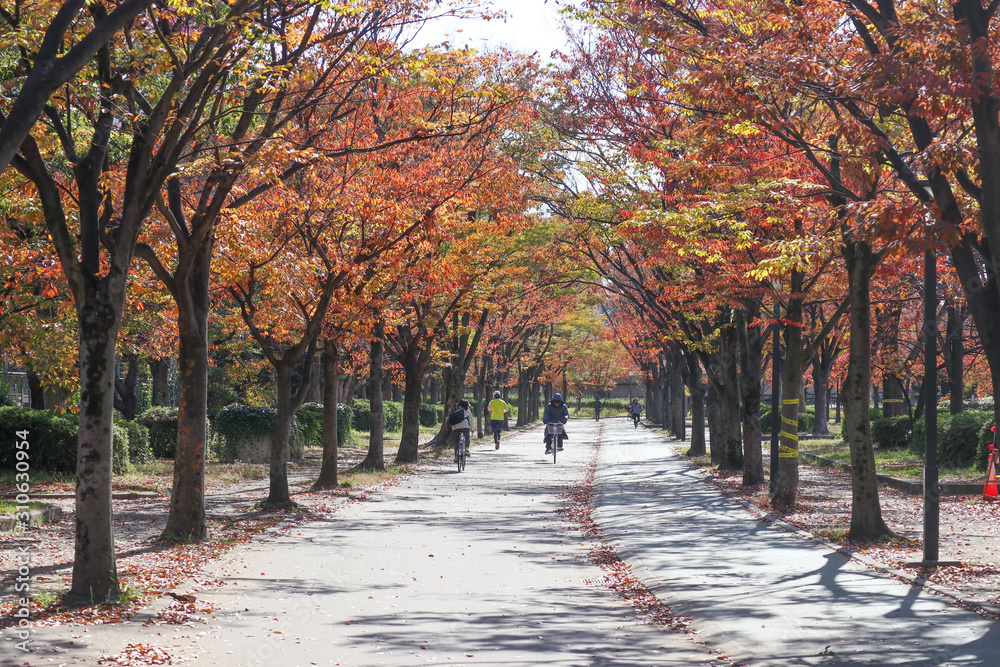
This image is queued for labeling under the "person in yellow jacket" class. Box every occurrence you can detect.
[487,390,511,449]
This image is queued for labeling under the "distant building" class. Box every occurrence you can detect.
[2,370,31,406]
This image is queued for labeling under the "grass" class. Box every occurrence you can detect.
[0,500,48,514]
[799,432,980,481]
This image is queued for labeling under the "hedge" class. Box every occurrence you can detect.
[351,399,371,431]
[384,401,402,432]
[0,406,77,472]
[913,410,995,469]
[292,402,352,447]
[138,406,179,458]
[871,415,911,449]
[213,404,304,461]
[337,403,353,446]
[296,403,324,447]
[419,403,440,427]
[117,419,152,464]
[111,422,131,474]
[350,399,403,432]
[940,411,993,468]
[976,421,999,472]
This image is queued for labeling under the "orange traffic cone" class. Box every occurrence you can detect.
[984,444,998,500]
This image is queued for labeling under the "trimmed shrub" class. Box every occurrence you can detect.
[213,404,304,462]
[384,401,403,432]
[976,420,999,472]
[0,406,77,472]
[117,419,152,464]
[940,411,993,468]
[418,403,440,427]
[910,411,949,455]
[337,403,353,446]
[138,406,179,458]
[351,399,371,432]
[296,402,324,447]
[349,399,404,432]
[871,415,911,449]
[111,422,132,474]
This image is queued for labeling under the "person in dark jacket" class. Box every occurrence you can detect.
[543,393,569,454]
[450,399,474,461]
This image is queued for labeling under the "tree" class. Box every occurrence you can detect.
[0,0,156,173]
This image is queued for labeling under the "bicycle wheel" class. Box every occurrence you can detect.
[553,440,557,464]
[461,431,469,471]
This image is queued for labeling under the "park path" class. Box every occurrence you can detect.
[4,421,718,666]
[596,421,1000,666]
[6,418,1000,666]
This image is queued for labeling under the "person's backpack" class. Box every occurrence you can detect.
[448,408,465,425]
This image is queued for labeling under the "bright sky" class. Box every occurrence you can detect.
[415,0,571,62]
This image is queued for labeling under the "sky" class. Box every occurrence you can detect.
[415,0,572,62]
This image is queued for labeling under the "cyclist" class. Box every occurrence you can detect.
[487,390,511,449]
[451,399,473,462]
[629,397,643,428]
[543,393,569,454]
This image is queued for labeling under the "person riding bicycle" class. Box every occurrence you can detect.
[487,390,511,450]
[629,397,643,427]
[543,393,569,454]
[450,399,474,462]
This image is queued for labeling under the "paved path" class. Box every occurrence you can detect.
[596,421,1000,666]
[4,421,716,666]
[5,418,1000,666]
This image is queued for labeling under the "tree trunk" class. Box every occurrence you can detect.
[671,357,685,439]
[773,270,805,509]
[811,356,831,436]
[306,354,322,404]
[163,243,211,542]
[314,341,340,489]
[947,305,965,414]
[25,368,44,409]
[265,355,309,507]
[149,357,170,407]
[428,311,489,447]
[739,309,765,486]
[684,352,706,457]
[68,292,122,603]
[360,335,385,471]
[395,350,429,464]
[706,383,723,464]
[113,353,140,420]
[842,239,893,541]
[706,323,742,471]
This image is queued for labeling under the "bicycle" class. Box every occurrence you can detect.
[545,422,564,464]
[454,429,469,472]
